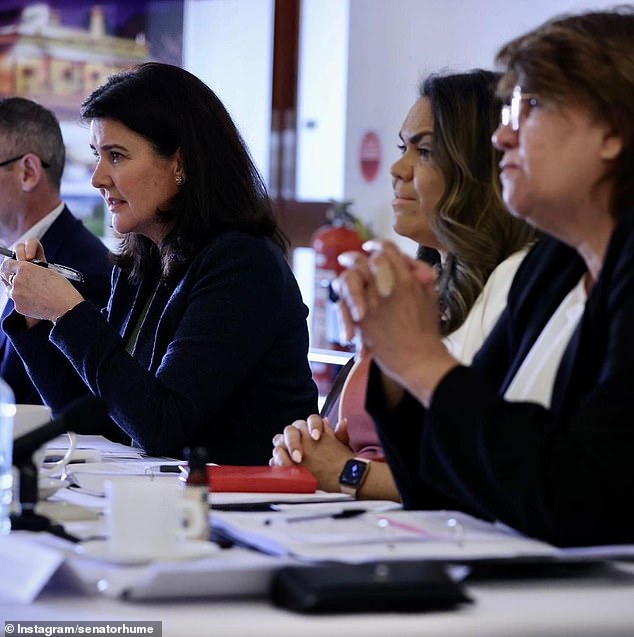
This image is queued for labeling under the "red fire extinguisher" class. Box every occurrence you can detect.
[311,200,366,350]
[310,200,370,396]
[311,201,369,396]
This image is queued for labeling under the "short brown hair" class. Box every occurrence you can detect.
[495,7,634,218]
[0,97,65,189]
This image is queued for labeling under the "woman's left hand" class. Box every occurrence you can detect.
[1,239,84,325]
[270,417,355,492]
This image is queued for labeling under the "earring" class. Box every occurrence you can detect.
[176,174,184,186]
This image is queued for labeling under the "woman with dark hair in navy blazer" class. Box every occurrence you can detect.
[2,63,317,463]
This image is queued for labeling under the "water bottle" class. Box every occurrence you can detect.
[0,376,15,535]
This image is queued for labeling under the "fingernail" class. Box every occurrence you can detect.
[291,450,302,463]
[338,252,355,268]
[311,429,320,441]
[362,239,381,252]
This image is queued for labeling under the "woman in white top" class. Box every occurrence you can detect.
[270,70,535,500]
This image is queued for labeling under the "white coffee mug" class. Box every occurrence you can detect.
[32,431,78,479]
[104,477,205,558]
[13,404,52,439]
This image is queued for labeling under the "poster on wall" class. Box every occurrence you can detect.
[0,1,183,242]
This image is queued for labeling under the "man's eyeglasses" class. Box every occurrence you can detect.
[500,86,540,131]
[0,153,51,169]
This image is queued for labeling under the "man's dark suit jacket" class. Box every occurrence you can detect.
[0,206,112,404]
[368,209,634,548]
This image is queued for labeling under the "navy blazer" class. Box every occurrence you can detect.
[6,231,318,464]
[368,209,634,547]
[0,206,111,404]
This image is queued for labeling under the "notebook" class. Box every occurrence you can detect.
[207,465,318,493]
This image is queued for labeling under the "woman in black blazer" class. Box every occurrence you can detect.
[1,63,317,463]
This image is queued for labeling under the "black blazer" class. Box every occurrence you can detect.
[6,231,318,463]
[368,209,634,547]
[0,206,112,404]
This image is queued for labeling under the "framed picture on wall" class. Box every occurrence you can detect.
[0,0,184,240]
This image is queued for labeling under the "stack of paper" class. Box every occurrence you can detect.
[212,507,560,564]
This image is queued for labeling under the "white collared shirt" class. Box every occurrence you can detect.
[504,276,587,408]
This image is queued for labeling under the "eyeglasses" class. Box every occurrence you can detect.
[0,153,51,169]
[500,86,540,131]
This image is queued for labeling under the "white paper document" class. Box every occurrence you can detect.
[210,491,354,507]
[46,434,150,461]
[212,507,560,563]
[0,534,65,603]
[65,461,184,496]
[93,547,287,600]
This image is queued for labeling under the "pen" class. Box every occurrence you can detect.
[44,455,86,464]
[159,464,185,473]
[145,464,186,473]
[0,245,84,283]
[264,508,366,525]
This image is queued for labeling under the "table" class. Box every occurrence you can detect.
[2,562,634,636]
[4,435,634,636]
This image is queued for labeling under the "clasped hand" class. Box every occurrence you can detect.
[1,238,84,325]
[333,239,458,408]
[270,415,355,492]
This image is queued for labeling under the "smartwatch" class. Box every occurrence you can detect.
[339,457,371,497]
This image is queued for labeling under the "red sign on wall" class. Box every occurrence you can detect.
[359,131,381,182]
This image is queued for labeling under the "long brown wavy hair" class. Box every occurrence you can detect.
[416,70,536,335]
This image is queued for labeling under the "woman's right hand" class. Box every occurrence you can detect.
[270,415,355,492]
[2,238,84,325]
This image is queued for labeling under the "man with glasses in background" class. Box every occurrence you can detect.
[0,97,111,404]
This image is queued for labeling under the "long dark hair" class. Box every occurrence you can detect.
[80,62,287,282]
[417,70,536,335]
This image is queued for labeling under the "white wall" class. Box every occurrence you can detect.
[296,0,349,201]
[183,0,274,184]
[182,0,622,256]
[341,0,624,253]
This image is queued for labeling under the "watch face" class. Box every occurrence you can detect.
[339,459,369,487]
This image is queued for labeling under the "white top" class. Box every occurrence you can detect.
[444,248,529,364]
[0,202,65,316]
[504,276,586,408]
